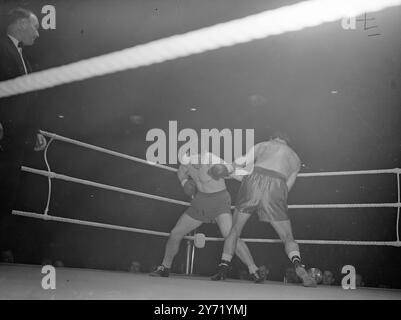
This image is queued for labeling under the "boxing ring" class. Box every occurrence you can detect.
[1,0,401,299]
[0,130,399,299]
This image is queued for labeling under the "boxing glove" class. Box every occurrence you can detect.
[182,179,197,198]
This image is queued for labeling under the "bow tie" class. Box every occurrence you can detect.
[17,42,23,49]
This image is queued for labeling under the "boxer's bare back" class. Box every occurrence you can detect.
[253,140,301,179]
[233,139,301,191]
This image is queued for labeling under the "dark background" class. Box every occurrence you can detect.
[1,0,400,288]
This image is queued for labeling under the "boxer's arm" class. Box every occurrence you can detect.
[286,153,302,191]
[286,171,297,192]
[178,164,198,198]
[286,163,301,192]
[231,144,261,177]
[177,164,190,186]
[205,152,232,168]
[230,174,244,182]
[234,143,260,167]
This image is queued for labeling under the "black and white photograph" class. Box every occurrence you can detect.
[0,0,401,303]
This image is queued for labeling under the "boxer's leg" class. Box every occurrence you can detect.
[212,209,251,281]
[216,212,264,283]
[215,213,257,273]
[271,220,316,287]
[150,213,202,277]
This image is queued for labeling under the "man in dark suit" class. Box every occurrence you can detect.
[0,7,47,257]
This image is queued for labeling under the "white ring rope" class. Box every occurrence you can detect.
[40,131,177,173]
[194,235,400,247]
[16,129,400,246]
[1,0,401,98]
[12,210,171,237]
[290,203,401,209]
[298,169,401,177]
[21,166,401,210]
[11,210,401,247]
[39,130,400,178]
[22,166,189,207]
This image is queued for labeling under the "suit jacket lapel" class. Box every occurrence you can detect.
[5,36,28,75]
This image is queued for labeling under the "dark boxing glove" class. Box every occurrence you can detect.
[182,179,197,198]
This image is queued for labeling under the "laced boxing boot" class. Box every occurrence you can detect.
[249,269,265,284]
[149,265,170,277]
[295,264,317,287]
[211,261,230,281]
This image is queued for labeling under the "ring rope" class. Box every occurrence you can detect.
[298,169,401,177]
[40,130,177,173]
[289,203,401,209]
[11,210,401,247]
[1,0,400,98]
[39,130,400,177]
[21,165,401,210]
[22,166,190,207]
[12,210,171,237]
[197,235,400,247]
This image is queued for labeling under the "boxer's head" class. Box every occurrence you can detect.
[270,130,290,145]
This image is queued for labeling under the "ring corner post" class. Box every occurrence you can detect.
[185,233,193,275]
[396,170,400,243]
